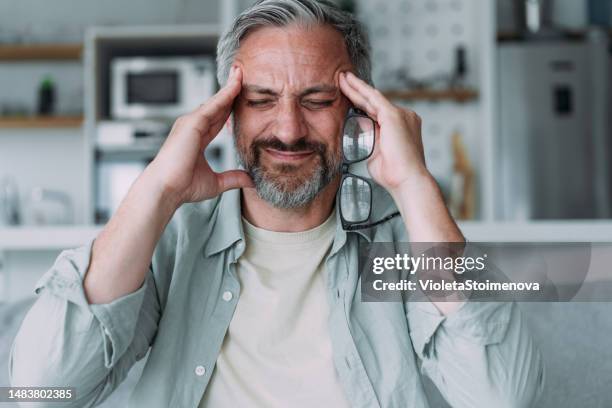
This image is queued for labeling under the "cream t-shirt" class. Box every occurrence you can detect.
[200,211,350,407]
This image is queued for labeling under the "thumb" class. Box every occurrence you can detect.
[216,170,255,193]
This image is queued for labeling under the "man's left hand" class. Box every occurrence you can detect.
[339,71,465,315]
[338,71,430,197]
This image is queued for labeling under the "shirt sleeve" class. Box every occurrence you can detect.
[406,239,545,407]
[9,238,161,408]
[407,300,545,408]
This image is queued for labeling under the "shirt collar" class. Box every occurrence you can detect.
[203,188,245,257]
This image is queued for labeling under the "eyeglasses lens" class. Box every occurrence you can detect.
[342,116,374,162]
[340,176,371,223]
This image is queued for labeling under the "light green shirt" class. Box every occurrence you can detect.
[10,184,544,407]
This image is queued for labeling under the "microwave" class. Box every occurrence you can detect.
[111,56,215,120]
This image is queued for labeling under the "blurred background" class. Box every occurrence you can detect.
[0,0,611,406]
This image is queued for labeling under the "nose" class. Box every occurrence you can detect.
[273,100,308,145]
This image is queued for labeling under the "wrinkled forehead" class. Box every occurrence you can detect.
[234,24,353,93]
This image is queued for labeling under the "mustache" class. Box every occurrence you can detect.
[251,137,327,154]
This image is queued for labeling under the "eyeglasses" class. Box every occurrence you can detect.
[339,107,400,231]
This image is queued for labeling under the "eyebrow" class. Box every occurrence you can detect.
[243,84,338,98]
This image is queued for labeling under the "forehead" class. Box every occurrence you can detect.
[235,24,352,90]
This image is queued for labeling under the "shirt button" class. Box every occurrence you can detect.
[195,365,206,376]
[222,291,233,302]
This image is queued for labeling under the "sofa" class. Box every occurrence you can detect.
[2,298,611,407]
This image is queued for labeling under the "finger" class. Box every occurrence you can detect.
[342,72,400,124]
[338,72,379,119]
[186,67,242,143]
[367,121,383,161]
[199,66,243,120]
[216,169,255,194]
[344,72,394,110]
[397,108,426,162]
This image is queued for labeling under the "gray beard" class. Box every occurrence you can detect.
[246,162,331,209]
[233,122,341,209]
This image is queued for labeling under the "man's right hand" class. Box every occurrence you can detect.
[145,65,253,207]
[84,66,251,305]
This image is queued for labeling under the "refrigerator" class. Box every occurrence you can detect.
[496,39,611,220]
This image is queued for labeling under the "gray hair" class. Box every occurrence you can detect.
[216,0,372,86]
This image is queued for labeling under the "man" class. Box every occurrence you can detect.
[10,0,544,407]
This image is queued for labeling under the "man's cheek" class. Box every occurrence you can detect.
[305,115,343,141]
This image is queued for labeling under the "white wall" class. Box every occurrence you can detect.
[0,129,88,224]
[0,251,60,302]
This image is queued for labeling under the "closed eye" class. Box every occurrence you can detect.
[303,100,335,109]
[246,99,274,107]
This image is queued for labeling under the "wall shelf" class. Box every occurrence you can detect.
[383,88,478,103]
[0,226,101,251]
[0,43,82,61]
[0,115,84,128]
[96,142,163,161]
[496,30,589,43]
[1,221,612,251]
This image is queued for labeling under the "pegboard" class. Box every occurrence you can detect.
[356,0,486,207]
[358,0,479,86]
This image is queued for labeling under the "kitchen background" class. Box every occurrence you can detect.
[0,0,611,406]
